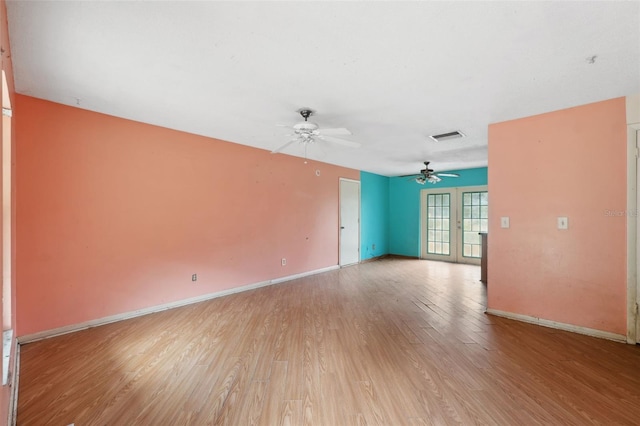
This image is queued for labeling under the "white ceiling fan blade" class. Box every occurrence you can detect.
[271,139,298,153]
[276,124,295,130]
[436,173,460,178]
[318,134,361,148]
[319,127,352,136]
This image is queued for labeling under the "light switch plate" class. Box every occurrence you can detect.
[557,216,568,230]
[500,217,510,228]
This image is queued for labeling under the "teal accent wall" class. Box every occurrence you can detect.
[360,171,389,260]
[388,167,488,257]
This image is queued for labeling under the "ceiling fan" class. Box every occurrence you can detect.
[272,108,360,155]
[402,161,460,184]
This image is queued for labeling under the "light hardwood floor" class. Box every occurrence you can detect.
[16,258,640,425]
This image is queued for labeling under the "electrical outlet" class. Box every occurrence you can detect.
[281,258,287,266]
[191,274,197,282]
[557,216,568,230]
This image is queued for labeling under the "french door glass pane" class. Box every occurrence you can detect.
[462,191,488,258]
[426,193,451,255]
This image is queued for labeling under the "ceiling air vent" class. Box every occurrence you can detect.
[429,131,465,142]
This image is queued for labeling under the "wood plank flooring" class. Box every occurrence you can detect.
[16,258,640,425]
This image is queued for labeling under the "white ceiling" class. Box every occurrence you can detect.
[6,1,640,176]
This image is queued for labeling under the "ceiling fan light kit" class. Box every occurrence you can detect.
[415,175,442,185]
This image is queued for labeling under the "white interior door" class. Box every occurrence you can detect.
[339,178,360,266]
[421,186,488,265]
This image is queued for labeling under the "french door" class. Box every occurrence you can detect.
[420,186,488,265]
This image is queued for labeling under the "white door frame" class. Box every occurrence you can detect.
[627,94,640,344]
[339,178,360,266]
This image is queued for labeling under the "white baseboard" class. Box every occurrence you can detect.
[270,265,338,284]
[18,264,340,344]
[486,308,627,343]
[359,254,389,264]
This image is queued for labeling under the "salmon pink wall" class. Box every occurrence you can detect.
[488,97,627,335]
[15,95,358,337]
